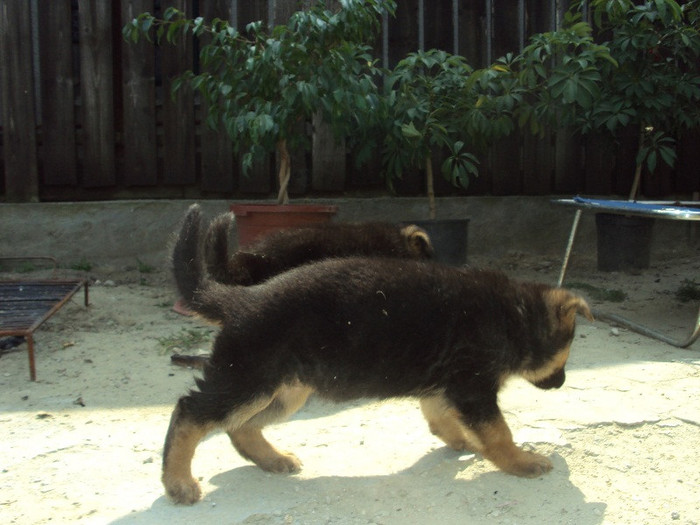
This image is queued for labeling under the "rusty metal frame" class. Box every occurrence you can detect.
[0,279,89,381]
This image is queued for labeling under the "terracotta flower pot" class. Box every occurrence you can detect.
[231,203,338,247]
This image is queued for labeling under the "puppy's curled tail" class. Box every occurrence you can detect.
[172,204,228,323]
[203,211,235,284]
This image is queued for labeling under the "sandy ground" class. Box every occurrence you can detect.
[0,253,698,525]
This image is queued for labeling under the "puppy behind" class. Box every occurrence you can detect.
[202,207,434,286]
[162,215,593,505]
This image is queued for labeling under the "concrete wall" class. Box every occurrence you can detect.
[0,197,696,270]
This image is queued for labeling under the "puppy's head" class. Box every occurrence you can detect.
[400,225,434,259]
[521,288,593,390]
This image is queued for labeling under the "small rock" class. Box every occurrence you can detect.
[610,327,620,336]
[671,511,680,520]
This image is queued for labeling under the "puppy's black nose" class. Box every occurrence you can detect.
[534,368,565,390]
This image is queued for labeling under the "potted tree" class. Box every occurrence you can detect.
[516,0,700,270]
[585,0,700,270]
[124,0,395,245]
[379,49,516,264]
[378,22,610,264]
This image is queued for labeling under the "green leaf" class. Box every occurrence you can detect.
[401,122,422,139]
[646,150,658,174]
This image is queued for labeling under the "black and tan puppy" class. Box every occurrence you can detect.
[202,207,434,286]
[163,209,593,504]
[172,205,433,368]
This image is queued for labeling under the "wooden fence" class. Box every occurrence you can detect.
[0,0,698,203]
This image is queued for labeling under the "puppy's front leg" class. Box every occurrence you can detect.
[471,412,552,478]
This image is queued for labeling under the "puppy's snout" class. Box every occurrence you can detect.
[533,367,565,390]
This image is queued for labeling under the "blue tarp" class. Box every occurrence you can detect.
[560,196,700,221]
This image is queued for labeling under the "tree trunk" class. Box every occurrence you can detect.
[277,139,291,204]
[426,155,436,220]
[628,124,645,201]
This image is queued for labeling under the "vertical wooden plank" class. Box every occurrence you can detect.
[488,0,523,195]
[381,9,389,68]
[312,112,346,191]
[522,134,552,194]
[38,0,77,186]
[78,0,115,187]
[484,0,492,64]
[520,0,557,195]
[489,135,523,195]
[491,0,520,58]
[239,0,267,29]
[612,125,638,196]
[455,0,486,66]
[311,0,353,193]
[0,0,39,201]
[76,1,114,188]
[271,0,309,197]
[388,0,418,67]
[199,0,235,193]
[551,0,580,194]
[121,0,158,186]
[674,129,700,194]
[642,162,673,198]
[237,0,272,194]
[160,0,196,185]
[583,132,614,195]
[268,0,296,27]
[554,129,583,194]
[423,0,452,51]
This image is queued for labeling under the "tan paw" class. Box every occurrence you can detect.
[443,437,476,452]
[163,475,202,505]
[507,451,553,478]
[257,452,302,473]
[427,426,476,452]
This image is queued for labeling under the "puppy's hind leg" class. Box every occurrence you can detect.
[227,382,313,473]
[162,398,216,505]
[162,391,276,504]
[420,394,480,452]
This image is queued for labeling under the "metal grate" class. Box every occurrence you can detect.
[0,279,89,381]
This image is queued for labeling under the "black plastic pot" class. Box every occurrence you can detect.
[595,213,654,271]
[412,218,469,266]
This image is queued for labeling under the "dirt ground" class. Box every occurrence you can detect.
[0,252,698,525]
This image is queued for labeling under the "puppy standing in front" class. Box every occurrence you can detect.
[163,209,593,505]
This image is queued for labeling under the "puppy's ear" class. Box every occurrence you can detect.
[546,289,594,323]
[565,295,594,322]
[401,225,435,259]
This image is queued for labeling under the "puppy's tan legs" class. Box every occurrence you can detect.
[472,413,552,478]
[422,394,552,477]
[162,394,275,504]
[162,404,215,505]
[227,383,313,473]
[229,427,302,473]
[420,396,479,451]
